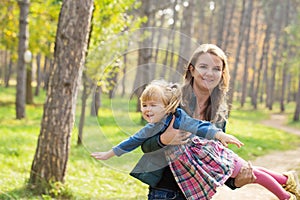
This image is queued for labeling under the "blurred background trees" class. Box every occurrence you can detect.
[1,0,300,120]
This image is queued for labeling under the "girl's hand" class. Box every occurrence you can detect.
[91,150,115,160]
[160,116,191,145]
[215,131,244,148]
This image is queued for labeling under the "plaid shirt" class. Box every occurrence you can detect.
[166,137,236,200]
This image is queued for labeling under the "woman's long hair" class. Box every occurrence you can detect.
[181,44,230,123]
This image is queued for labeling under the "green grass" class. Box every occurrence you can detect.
[1,86,300,199]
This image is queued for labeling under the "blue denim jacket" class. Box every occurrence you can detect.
[113,108,220,157]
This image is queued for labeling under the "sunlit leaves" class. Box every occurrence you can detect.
[86,0,143,81]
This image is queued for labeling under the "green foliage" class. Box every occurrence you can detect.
[99,59,121,94]
[46,181,73,199]
[0,0,19,60]
[86,0,144,81]
[29,0,61,55]
[0,0,61,58]
[1,86,300,199]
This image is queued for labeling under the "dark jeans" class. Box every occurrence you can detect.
[148,187,186,200]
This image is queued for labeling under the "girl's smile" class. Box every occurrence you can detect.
[141,100,166,123]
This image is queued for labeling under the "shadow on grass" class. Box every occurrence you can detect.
[0,186,38,200]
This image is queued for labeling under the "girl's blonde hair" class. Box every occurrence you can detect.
[182,44,230,122]
[140,80,182,114]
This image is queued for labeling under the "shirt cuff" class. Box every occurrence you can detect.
[157,135,166,147]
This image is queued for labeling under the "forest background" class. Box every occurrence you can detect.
[1,0,300,199]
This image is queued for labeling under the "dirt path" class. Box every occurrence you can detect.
[212,114,300,200]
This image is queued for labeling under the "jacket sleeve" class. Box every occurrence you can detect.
[113,123,159,156]
[141,134,166,153]
[173,108,221,139]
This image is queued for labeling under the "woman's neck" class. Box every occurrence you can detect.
[193,85,210,105]
[192,84,210,120]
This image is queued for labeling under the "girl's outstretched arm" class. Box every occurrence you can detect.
[91,149,115,160]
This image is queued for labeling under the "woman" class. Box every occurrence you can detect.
[138,44,256,200]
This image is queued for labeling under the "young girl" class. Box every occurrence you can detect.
[91,80,299,200]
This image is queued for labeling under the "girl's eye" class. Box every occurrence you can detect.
[214,67,221,71]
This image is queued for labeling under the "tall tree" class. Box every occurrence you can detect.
[216,0,227,48]
[267,2,283,110]
[249,6,260,106]
[294,73,300,121]
[223,0,236,51]
[26,60,33,104]
[252,1,278,109]
[133,0,153,112]
[29,0,94,193]
[173,0,195,82]
[280,0,291,112]
[161,0,178,80]
[16,0,30,119]
[228,0,247,110]
[240,0,253,107]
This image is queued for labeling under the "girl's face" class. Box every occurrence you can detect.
[141,99,166,123]
[190,53,223,92]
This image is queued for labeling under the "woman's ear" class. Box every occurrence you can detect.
[189,65,195,77]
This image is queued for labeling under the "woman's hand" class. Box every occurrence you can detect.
[160,116,192,145]
[234,161,256,187]
[215,131,244,148]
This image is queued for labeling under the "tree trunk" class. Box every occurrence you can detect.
[216,0,227,48]
[228,0,246,111]
[26,61,34,104]
[43,56,50,90]
[91,86,101,116]
[29,0,93,193]
[280,0,291,112]
[250,7,260,106]
[161,0,178,81]
[240,0,253,107]
[173,0,194,82]
[267,3,283,110]
[3,50,8,87]
[293,74,300,121]
[223,0,236,51]
[5,52,13,88]
[35,53,41,96]
[16,0,30,119]
[132,0,153,112]
[121,49,127,97]
[154,14,165,65]
[78,73,92,146]
[252,1,277,109]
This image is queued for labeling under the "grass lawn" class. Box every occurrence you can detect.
[1,86,300,199]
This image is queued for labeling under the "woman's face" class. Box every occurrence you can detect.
[190,53,223,92]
